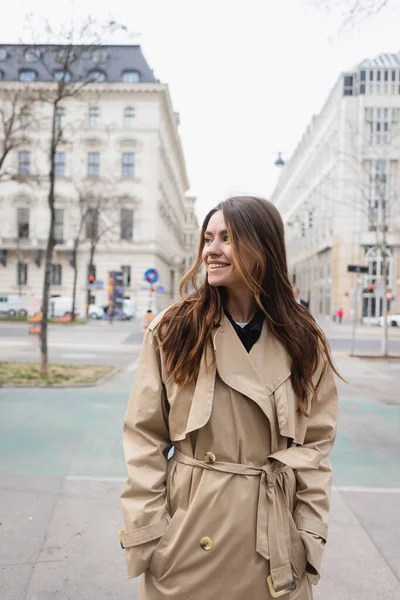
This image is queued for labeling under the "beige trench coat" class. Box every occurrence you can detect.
[120,308,338,600]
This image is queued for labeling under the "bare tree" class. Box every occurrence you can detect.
[318,0,392,26]
[0,88,38,181]
[20,18,128,375]
[69,180,124,320]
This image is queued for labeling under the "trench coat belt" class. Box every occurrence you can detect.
[173,449,294,594]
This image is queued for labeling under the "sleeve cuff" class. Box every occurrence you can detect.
[119,515,170,579]
[295,516,327,585]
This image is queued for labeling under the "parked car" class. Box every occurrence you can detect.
[379,314,400,327]
[88,304,104,320]
[0,293,28,317]
[122,298,136,320]
[49,296,80,318]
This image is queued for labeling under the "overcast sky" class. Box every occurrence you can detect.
[2,0,400,220]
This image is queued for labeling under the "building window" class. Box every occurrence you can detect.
[54,70,71,82]
[0,70,4,81]
[87,152,100,177]
[0,48,7,61]
[20,110,32,129]
[120,208,133,240]
[88,106,100,128]
[88,70,106,83]
[343,75,353,96]
[17,207,29,238]
[55,107,65,130]
[54,152,65,176]
[86,208,98,240]
[18,151,30,175]
[55,208,64,243]
[92,49,108,63]
[124,107,135,128]
[122,70,140,83]
[19,69,37,82]
[122,152,134,177]
[121,265,131,287]
[17,262,28,285]
[50,264,62,285]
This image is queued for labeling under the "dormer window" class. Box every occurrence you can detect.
[88,70,106,83]
[0,48,7,61]
[24,48,41,62]
[54,70,71,82]
[92,49,108,63]
[19,69,37,82]
[122,70,140,83]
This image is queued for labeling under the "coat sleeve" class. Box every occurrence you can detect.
[119,328,172,578]
[293,358,338,585]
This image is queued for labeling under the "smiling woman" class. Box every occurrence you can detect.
[120,196,339,600]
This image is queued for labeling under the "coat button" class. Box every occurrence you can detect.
[200,536,213,551]
[204,452,216,464]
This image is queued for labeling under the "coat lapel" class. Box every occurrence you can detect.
[214,315,292,423]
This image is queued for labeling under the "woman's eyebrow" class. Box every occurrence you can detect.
[204,229,228,236]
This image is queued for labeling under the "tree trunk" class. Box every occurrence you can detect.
[40,222,55,375]
[40,103,57,377]
[71,243,79,322]
[86,241,96,318]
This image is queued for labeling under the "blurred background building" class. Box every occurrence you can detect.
[271,52,400,322]
[0,44,197,316]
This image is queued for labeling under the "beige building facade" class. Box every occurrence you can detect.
[270,52,400,322]
[0,44,195,317]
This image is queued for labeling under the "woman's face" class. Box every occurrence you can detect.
[202,210,256,289]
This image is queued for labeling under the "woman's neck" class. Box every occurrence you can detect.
[226,288,258,323]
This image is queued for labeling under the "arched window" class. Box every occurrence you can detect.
[88,70,106,83]
[19,69,37,82]
[54,70,71,82]
[122,70,140,83]
[362,246,394,319]
[124,107,135,129]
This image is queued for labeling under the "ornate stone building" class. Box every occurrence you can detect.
[0,44,195,316]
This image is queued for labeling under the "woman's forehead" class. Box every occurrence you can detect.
[206,210,226,232]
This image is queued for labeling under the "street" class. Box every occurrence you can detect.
[1,319,400,599]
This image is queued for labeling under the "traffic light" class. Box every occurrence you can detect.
[365,284,374,294]
[88,264,96,285]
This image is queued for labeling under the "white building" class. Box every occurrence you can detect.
[0,44,195,317]
[270,52,400,321]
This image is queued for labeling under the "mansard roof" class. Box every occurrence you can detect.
[0,44,159,83]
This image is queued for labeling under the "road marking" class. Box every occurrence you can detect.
[61,353,97,359]
[66,475,126,482]
[334,486,400,493]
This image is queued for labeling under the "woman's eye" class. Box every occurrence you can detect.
[204,238,211,244]
[223,235,230,243]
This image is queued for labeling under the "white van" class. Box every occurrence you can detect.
[49,296,81,318]
[122,298,136,320]
[0,293,28,317]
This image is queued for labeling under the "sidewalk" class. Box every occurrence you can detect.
[317,317,400,338]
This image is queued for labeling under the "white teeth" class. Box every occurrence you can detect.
[209,264,229,269]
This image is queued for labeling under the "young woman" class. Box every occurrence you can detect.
[119,196,339,600]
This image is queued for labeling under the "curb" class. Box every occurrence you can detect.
[0,366,120,389]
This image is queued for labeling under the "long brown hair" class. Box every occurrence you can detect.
[158,196,340,415]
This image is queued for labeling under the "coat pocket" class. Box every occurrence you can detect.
[149,506,186,580]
